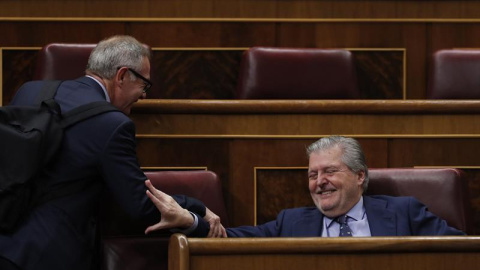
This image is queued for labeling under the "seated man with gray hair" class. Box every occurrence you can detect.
[145,135,465,237]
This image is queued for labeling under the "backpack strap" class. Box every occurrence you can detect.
[34,102,119,207]
[34,178,94,208]
[60,101,120,129]
[34,80,63,105]
[33,80,118,125]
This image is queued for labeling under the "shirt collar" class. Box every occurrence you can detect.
[86,75,110,102]
[325,196,365,228]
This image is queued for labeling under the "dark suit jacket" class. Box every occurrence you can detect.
[0,77,208,270]
[226,195,465,237]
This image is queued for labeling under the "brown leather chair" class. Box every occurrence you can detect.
[33,43,96,80]
[427,49,480,99]
[236,47,360,99]
[101,170,228,270]
[146,170,228,227]
[367,168,474,235]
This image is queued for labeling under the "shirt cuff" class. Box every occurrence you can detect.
[170,211,198,235]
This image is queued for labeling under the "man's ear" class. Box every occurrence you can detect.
[357,170,366,186]
[115,67,128,85]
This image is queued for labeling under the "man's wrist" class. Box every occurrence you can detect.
[171,211,198,235]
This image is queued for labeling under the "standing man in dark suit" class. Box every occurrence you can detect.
[0,35,225,270]
[145,135,464,237]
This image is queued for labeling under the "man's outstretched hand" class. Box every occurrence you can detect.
[144,180,194,234]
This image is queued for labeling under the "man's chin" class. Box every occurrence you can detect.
[316,198,339,216]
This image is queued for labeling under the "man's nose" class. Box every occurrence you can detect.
[316,174,328,186]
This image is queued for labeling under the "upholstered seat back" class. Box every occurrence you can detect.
[33,43,96,80]
[236,47,359,99]
[101,170,228,270]
[367,168,473,234]
[100,170,228,237]
[427,49,480,99]
[145,170,229,227]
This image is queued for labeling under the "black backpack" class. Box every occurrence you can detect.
[0,80,119,233]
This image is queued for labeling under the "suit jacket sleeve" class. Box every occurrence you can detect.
[406,197,465,235]
[99,118,207,235]
[226,210,288,237]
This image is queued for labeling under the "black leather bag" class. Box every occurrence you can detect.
[0,80,118,233]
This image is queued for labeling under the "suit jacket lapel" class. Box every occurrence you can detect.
[364,196,397,236]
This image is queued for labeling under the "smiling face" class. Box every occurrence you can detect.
[110,56,150,115]
[308,145,365,218]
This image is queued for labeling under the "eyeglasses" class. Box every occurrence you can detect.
[118,67,152,93]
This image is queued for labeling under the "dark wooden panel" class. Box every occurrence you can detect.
[172,235,480,270]
[0,21,124,47]
[354,50,404,99]
[150,50,243,99]
[429,23,480,53]
[256,169,312,225]
[388,139,480,167]
[129,22,277,48]
[1,49,37,105]
[4,1,480,18]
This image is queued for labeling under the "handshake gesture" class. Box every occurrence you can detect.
[144,180,227,238]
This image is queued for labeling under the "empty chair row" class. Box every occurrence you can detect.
[33,43,480,99]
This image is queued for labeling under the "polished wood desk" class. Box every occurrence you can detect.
[131,100,480,228]
[132,99,480,136]
[168,234,480,270]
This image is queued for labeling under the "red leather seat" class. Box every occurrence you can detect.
[236,47,359,99]
[146,170,228,227]
[427,49,480,99]
[33,43,96,80]
[367,168,473,234]
[101,170,228,270]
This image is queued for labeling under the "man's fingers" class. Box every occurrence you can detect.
[207,220,226,238]
[207,225,214,237]
[217,225,226,238]
[145,179,154,191]
[146,190,163,209]
[145,180,169,202]
[145,222,166,234]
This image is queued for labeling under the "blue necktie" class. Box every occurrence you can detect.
[336,215,353,237]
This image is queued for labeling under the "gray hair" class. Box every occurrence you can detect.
[86,35,151,79]
[306,136,369,192]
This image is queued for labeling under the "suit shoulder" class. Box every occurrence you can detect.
[17,80,51,92]
[10,80,46,105]
[368,194,417,202]
[80,109,132,131]
[279,207,320,218]
[366,195,421,209]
